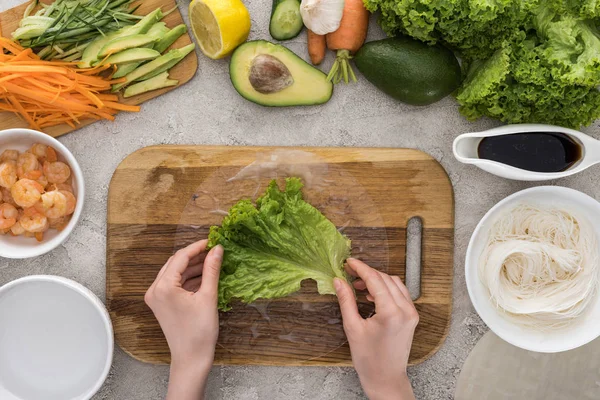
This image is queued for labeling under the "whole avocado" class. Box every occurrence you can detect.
[354,37,462,106]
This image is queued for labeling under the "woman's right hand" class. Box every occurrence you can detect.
[334,258,419,400]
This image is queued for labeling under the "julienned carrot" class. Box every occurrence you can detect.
[325,0,369,84]
[0,37,140,131]
[307,30,326,65]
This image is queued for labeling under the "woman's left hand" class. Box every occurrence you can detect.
[144,239,223,400]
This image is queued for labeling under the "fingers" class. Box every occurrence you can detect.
[182,276,203,293]
[188,252,207,269]
[164,240,208,279]
[346,258,397,315]
[344,263,359,278]
[353,279,367,291]
[334,277,361,327]
[180,262,204,283]
[392,276,414,306]
[198,245,223,299]
[381,273,409,309]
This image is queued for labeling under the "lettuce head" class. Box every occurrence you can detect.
[208,178,352,311]
[365,0,600,127]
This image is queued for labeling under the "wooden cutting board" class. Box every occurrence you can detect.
[107,146,454,366]
[0,0,197,138]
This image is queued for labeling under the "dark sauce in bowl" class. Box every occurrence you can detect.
[477,132,582,173]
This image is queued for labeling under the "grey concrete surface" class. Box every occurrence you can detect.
[2,1,600,399]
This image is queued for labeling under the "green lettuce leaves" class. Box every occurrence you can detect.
[365,0,600,128]
[207,178,351,311]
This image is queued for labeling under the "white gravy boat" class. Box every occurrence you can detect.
[453,123,600,181]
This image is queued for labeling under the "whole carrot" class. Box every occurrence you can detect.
[307,30,326,65]
[325,0,369,83]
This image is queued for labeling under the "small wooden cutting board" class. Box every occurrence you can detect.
[0,0,198,137]
[107,146,454,366]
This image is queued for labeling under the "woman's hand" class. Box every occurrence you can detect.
[334,258,419,400]
[144,240,223,400]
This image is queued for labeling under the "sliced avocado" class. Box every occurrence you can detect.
[99,34,159,58]
[123,72,179,98]
[101,48,160,65]
[112,43,196,91]
[230,40,332,106]
[153,24,188,54]
[146,22,169,39]
[113,62,140,78]
[79,32,117,68]
[78,8,163,68]
[136,43,195,81]
[126,8,164,36]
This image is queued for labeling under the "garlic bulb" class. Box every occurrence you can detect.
[300,0,345,35]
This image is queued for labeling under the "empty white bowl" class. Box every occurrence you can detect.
[0,128,85,259]
[465,186,600,353]
[0,276,113,400]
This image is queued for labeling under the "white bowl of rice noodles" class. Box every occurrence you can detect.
[466,186,600,353]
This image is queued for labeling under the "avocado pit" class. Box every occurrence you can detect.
[249,54,294,94]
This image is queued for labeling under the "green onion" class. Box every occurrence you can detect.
[13,0,140,59]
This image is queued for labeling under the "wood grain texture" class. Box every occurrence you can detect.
[107,146,455,366]
[0,0,197,137]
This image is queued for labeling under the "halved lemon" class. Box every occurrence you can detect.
[189,0,251,59]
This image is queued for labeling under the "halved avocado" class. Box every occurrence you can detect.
[230,40,333,106]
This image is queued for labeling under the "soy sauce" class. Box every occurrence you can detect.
[477,132,582,173]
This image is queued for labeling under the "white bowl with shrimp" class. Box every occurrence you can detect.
[0,128,84,259]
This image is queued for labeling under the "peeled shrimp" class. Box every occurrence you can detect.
[10,219,25,236]
[0,161,17,189]
[20,207,48,233]
[41,190,68,219]
[49,215,70,231]
[48,182,74,193]
[0,146,76,241]
[36,174,49,189]
[1,187,16,207]
[28,144,57,163]
[60,190,76,215]
[0,150,18,162]
[43,161,70,184]
[17,152,40,180]
[11,179,44,208]
[0,203,18,229]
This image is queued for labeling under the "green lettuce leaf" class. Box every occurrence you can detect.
[366,0,600,127]
[208,178,352,311]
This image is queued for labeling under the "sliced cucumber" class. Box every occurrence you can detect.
[269,0,303,41]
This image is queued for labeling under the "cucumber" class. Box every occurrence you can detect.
[269,0,303,41]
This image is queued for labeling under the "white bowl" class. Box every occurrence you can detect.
[465,186,600,353]
[0,275,113,400]
[0,128,85,259]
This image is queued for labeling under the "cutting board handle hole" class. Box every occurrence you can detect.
[405,216,422,301]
